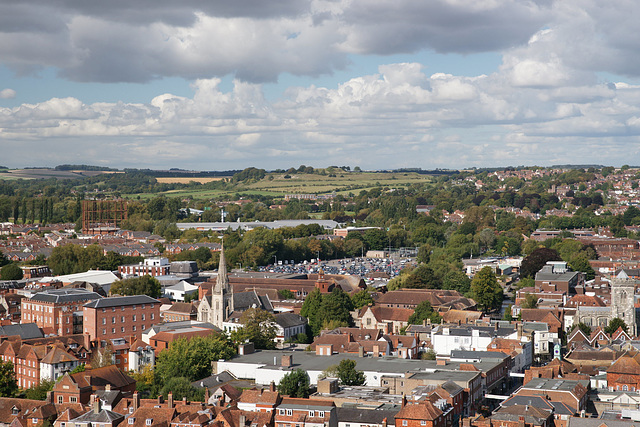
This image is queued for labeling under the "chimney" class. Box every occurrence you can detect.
[133,391,140,412]
[158,395,164,404]
[517,323,523,340]
[205,387,210,404]
[382,418,387,427]
[239,414,246,426]
[105,384,111,392]
[373,345,380,357]
[270,381,276,392]
[168,392,173,408]
[401,394,407,408]
[281,355,293,367]
[358,346,365,357]
[182,397,187,405]
[436,359,446,366]
[46,391,53,404]
[93,397,100,415]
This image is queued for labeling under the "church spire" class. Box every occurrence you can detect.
[214,242,229,294]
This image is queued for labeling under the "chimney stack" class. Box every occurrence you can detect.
[133,391,140,412]
[93,397,100,415]
[281,355,293,367]
[401,394,407,408]
[270,381,276,392]
[168,392,173,408]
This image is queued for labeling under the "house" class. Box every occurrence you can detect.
[273,313,307,345]
[52,365,136,405]
[394,398,452,427]
[356,306,413,334]
[274,398,336,427]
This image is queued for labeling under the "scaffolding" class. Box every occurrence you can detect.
[82,199,128,234]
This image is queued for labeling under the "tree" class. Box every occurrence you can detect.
[90,346,114,369]
[521,294,539,309]
[471,267,503,313]
[0,360,17,397]
[278,289,296,300]
[159,377,204,401]
[0,263,22,280]
[407,300,441,325]
[155,335,235,385]
[300,288,324,336]
[24,379,54,400]
[319,288,354,328]
[277,369,311,398]
[520,247,561,278]
[336,359,366,386]
[572,322,591,336]
[605,317,629,335]
[110,275,162,298]
[232,308,277,350]
[350,289,374,309]
[442,270,471,295]
[503,305,513,321]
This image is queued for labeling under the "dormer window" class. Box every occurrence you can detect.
[309,411,315,417]
[12,406,19,416]
[146,419,152,426]
[128,418,135,425]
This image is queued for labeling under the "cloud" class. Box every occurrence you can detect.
[2,60,640,169]
[0,89,16,99]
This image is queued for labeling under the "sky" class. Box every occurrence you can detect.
[1,0,640,171]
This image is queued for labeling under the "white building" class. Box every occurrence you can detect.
[40,346,80,382]
[430,325,519,356]
[164,280,199,302]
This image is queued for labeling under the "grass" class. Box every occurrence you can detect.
[119,171,434,200]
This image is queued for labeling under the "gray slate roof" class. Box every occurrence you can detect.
[0,323,43,340]
[275,313,307,329]
[31,288,103,303]
[84,295,160,308]
[336,408,397,425]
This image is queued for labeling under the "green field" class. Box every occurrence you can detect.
[122,171,434,200]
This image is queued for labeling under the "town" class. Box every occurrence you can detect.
[1,165,640,427]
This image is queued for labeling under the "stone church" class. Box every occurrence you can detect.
[197,246,273,331]
[575,270,638,335]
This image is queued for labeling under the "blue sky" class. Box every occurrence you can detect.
[1,0,640,171]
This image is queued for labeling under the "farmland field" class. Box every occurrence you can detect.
[156,177,227,184]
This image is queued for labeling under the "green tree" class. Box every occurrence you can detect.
[155,335,235,385]
[278,289,296,300]
[521,294,539,309]
[471,267,503,313]
[605,317,629,335]
[90,346,114,369]
[300,288,324,336]
[363,228,388,251]
[336,359,366,386]
[442,270,471,295]
[110,275,162,298]
[159,377,204,401]
[319,288,354,328]
[277,369,311,398]
[232,308,277,350]
[24,379,54,400]
[350,289,374,309]
[503,305,513,321]
[0,263,23,280]
[0,360,18,397]
[407,300,441,325]
[572,322,591,336]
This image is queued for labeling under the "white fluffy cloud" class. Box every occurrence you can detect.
[0,89,16,99]
[2,61,640,169]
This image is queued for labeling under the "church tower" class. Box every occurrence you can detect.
[211,244,233,330]
[611,270,637,335]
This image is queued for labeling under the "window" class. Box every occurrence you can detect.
[70,397,77,403]
[121,327,125,332]
[112,317,116,324]
[279,410,285,415]
[112,328,116,334]
[128,418,135,425]
[146,419,152,426]
[133,326,137,332]
[133,315,137,321]
[133,305,137,310]
[58,396,63,404]
[112,307,116,312]
[102,318,106,325]
[32,419,37,424]
[308,411,314,417]
[318,412,324,418]
[102,329,106,335]
[402,421,407,426]
[286,410,292,416]
[142,314,145,321]
[121,316,125,323]
[421,422,426,426]
[151,314,154,320]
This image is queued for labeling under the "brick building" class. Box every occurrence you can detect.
[118,258,171,277]
[21,289,103,336]
[83,295,161,342]
[52,365,136,405]
[274,397,337,427]
[395,398,452,427]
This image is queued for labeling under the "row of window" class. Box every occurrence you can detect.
[102,325,145,335]
[102,313,151,324]
[277,409,325,417]
[101,304,154,313]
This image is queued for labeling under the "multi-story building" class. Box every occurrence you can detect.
[118,258,171,277]
[274,397,337,427]
[21,289,103,335]
[83,295,161,342]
